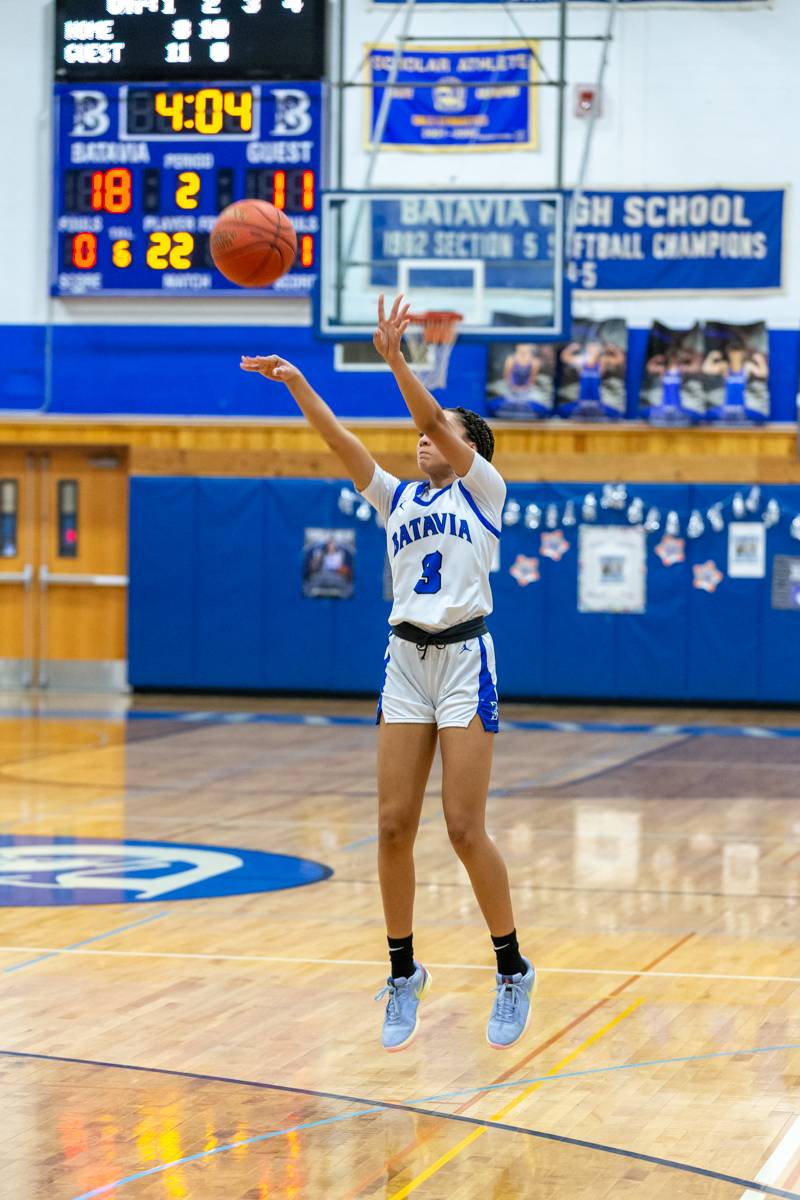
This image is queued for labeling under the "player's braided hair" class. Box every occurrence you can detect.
[449,407,495,463]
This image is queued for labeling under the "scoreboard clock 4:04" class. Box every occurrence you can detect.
[52,81,322,296]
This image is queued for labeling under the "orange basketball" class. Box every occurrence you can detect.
[210,199,297,288]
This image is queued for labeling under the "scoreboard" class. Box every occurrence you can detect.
[52,81,322,296]
[55,0,325,82]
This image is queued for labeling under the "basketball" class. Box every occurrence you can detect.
[210,199,297,288]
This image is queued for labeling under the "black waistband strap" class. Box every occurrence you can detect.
[391,617,488,659]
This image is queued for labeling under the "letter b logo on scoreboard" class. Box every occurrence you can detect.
[271,89,312,137]
[70,90,111,137]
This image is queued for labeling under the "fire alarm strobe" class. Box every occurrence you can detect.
[574,84,602,118]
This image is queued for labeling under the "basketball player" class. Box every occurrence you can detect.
[645,349,685,410]
[703,338,768,413]
[560,338,603,405]
[503,343,542,394]
[240,294,534,1052]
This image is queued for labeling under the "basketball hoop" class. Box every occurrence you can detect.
[404,310,463,391]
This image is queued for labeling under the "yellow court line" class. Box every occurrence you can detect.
[390,996,645,1200]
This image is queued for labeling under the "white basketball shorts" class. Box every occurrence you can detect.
[377,631,500,732]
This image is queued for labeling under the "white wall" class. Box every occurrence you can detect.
[339,0,800,326]
[2,0,798,328]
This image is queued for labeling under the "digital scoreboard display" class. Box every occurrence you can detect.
[52,81,322,296]
[55,0,325,82]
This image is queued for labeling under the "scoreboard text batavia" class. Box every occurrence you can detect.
[52,82,322,296]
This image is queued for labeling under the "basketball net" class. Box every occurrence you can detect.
[404,310,463,391]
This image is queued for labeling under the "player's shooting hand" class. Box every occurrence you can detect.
[373,294,411,365]
[240,355,302,384]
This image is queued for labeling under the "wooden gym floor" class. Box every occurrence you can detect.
[0,692,798,1199]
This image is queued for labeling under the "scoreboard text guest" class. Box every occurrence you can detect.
[52,83,322,296]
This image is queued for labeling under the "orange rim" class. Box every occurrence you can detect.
[407,311,463,346]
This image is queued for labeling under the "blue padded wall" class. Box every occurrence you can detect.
[2,324,798,420]
[130,476,800,702]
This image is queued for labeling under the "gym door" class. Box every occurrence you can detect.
[0,448,129,690]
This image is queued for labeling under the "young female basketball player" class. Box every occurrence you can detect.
[240,295,534,1052]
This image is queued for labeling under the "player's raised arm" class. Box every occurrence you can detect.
[372,294,476,478]
[240,354,376,492]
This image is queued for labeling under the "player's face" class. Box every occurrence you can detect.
[416,412,473,477]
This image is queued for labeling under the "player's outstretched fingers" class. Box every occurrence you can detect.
[240,354,286,380]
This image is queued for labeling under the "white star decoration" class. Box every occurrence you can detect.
[655,535,685,567]
[540,530,570,562]
[692,560,724,593]
[510,555,540,587]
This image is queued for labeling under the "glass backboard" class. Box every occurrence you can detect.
[316,189,567,341]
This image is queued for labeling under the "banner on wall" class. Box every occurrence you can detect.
[365,45,538,150]
[486,342,556,419]
[557,318,627,418]
[370,195,557,290]
[640,322,705,421]
[303,529,355,599]
[568,189,784,293]
[578,526,646,614]
[728,523,766,578]
[771,557,800,611]
[702,321,769,421]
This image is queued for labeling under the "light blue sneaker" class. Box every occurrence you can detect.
[487,958,536,1049]
[375,963,431,1052]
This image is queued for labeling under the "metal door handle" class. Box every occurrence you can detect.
[39,565,128,587]
[0,564,33,585]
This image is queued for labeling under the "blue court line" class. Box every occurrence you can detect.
[343,832,384,850]
[408,1041,800,1106]
[4,1048,799,1200]
[343,816,436,851]
[2,706,800,740]
[3,911,169,974]
[69,1107,384,1200]
[67,1100,800,1200]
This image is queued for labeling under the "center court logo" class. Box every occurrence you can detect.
[0,836,332,906]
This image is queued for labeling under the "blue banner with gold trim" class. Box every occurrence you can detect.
[366,44,538,151]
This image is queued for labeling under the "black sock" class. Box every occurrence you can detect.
[387,934,415,981]
[491,929,526,978]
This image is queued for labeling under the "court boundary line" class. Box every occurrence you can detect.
[6,810,799,846]
[2,911,169,975]
[3,707,800,740]
[342,934,696,1197]
[741,1117,800,1200]
[388,998,645,1200]
[0,944,798,983]
[1,1048,797,1200]
[551,733,696,791]
[409,1041,800,1105]
[330,875,800,900]
[486,733,691,796]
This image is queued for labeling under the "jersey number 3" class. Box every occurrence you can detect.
[414,551,443,595]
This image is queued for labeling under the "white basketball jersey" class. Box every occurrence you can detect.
[360,452,505,633]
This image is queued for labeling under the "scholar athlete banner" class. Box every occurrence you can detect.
[366,44,538,151]
[568,188,785,292]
